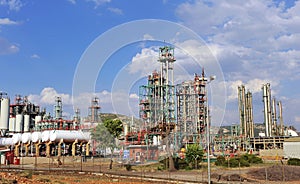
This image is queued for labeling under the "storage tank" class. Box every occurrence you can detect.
[9,117,16,132]
[15,114,23,132]
[23,114,30,132]
[153,136,158,145]
[41,130,53,142]
[35,115,42,125]
[0,97,10,130]
[31,132,42,143]
[22,132,32,143]
[12,133,22,144]
[0,137,13,146]
[50,130,90,143]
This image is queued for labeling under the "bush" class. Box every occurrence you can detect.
[288,158,300,166]
[215,155,226,166]
[240,154,263,164]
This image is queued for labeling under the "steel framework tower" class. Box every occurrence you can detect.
[139,46,176,135]
[176,69,207,142]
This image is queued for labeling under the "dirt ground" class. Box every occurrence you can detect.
[2,157,300,184]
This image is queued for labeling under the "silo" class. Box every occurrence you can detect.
[15,114,23,132]
[24,114,30,132]
[0,97,10,130]
[9,117,16,132]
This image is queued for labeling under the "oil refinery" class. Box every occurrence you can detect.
[0,45,298,166]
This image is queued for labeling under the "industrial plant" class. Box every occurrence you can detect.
[0,45,298,167]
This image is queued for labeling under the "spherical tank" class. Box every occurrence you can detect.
[23,115,30,132]
[12,133,22,144]
[0,98,10,130]
[32,132,42,143]
[15,114,23,132]
[50,130,90,143]
[0,138,13,146]
[9,117,16,132]
[21,132,32,143]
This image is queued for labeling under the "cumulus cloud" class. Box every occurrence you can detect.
[0,37,19,55]
[0,18,18,25]
[127,47,160,76]
[0,0,23,11]
[28,87,72,106]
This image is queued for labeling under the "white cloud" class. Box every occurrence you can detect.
[67,0,76,4]
[0,0,23,11]
[227,79,275,101]
[30,54,40,59]
[107,7,123,15]
[143,34,154,40]
[28,87,72,106]
[129,93,139,99]
[86,0,111,8]
[0,18,18,25]
[127,47,160,76]
[0,37,19,55]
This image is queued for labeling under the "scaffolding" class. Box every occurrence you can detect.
[176,69,208,143]
[139,46,176,136]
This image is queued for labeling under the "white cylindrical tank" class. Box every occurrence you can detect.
[41,130,53,142]
[23,114,30,132]
[35,115,42,125]
[0,138,13,146]
[12,133,22,144]
[0,97,10,130]
[32,132,42,143]
[50,130,90,143]
[15,114,23,132]
[153,136,158,145]
[9,117,16,132]
[22,132,32,143]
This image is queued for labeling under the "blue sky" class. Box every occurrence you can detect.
[1,0,300,130]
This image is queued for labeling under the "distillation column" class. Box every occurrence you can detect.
[277,101,284,136]
[262,83,272,137]
[272,98,278,136]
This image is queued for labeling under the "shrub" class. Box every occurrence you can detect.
[215,155,226,166]
[287,158,300,166]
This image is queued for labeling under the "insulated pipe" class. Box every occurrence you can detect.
[0,137,13,146]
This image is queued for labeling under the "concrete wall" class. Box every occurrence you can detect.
[283,142,300,159]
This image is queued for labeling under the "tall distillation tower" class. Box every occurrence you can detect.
[238,85,254,138]
[139,46,176,135]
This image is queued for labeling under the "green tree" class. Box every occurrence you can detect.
[91,118,123,169]
[185,144,204,169]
